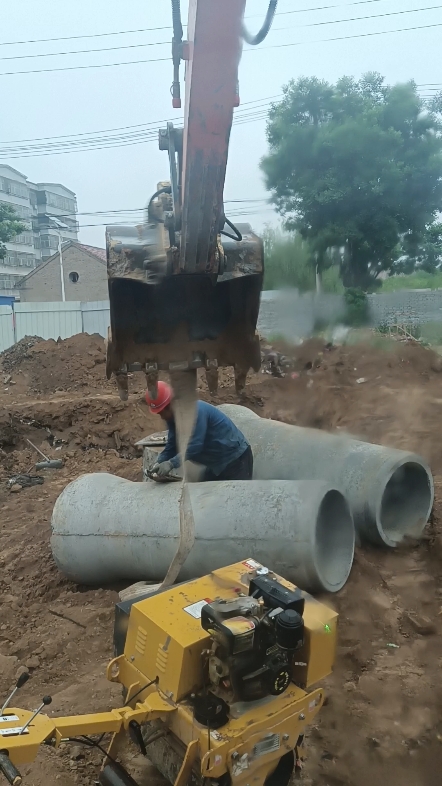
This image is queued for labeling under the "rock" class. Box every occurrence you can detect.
[25,655,40,669]
[405,612,436,636]
[0,653,18,678]
[2,595,17,605]
[15,665,28,679]
[9,484,22,493]
[344,681,355,692]
[70,746,85,761]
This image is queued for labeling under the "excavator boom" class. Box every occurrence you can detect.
[179,0,244,274]
[105,0,277,399]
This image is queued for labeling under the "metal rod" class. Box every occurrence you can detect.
[1,687,19,715]
[19,697,51,735]
[1,673,30,714]
[25,438,49,462]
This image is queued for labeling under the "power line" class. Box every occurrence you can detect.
[294,3,442,28]
[4,83,440,151]
[41,198,269,218]
[0,26,172,48]
[258,0,384,16]
[0,99,280,154]
[73,209,277,229]
[1,5,439,63]
[0,55,170,77]
[0,39,169,63]
[1,115,271,157]
[0,94,283,145]
[2,20,442,78]
[251,20,442,52]
[0,1,388,48]
[1,86,438,159]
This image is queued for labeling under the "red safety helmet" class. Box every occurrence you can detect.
[145,381,172,414]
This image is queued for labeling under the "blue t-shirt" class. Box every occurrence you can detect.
[158,401,249,476]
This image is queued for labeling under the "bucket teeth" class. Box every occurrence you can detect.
[145,371,159,400]
[116,370,129,401]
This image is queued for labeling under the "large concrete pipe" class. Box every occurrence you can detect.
[218,404,434,548]
[51,473,355,593]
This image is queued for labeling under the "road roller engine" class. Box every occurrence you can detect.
[201,574,306,704]
[0,561,337,786]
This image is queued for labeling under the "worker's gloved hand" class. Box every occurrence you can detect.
[152,460,174,477]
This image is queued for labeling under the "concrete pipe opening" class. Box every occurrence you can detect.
[314,489,355,593]
[379,461,433,546]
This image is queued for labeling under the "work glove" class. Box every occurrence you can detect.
[152,460,174,477]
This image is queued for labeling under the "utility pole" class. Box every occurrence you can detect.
[58,232,66,302]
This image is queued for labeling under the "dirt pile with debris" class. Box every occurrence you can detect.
[0,332,117,395]
[0,331,442,785]
[1,336,43,374]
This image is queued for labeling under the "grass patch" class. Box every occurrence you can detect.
[380,272,442,291]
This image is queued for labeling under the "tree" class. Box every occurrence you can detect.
[397,222,442,274]
[0,203,26,259]
[261,74,442,290]
[262,225,342,293]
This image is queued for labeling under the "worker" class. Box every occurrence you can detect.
[145,381,253,481]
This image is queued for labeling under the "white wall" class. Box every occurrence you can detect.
[0,300,110,352]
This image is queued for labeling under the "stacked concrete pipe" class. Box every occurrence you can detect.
[218,404,434,548]
[51,473,355,593]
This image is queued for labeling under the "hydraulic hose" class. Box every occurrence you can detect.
[147,186,172,225]
[221,216,243,242]
[242,0,278,46]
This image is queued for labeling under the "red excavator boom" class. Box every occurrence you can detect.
[105,1,277,399]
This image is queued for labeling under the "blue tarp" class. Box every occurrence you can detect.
[0,296,15,307]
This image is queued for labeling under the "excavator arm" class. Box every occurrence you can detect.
[105,0,277,399]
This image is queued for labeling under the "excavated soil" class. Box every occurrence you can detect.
[1,332,442,785]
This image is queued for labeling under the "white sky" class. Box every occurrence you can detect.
[1,0,440,246]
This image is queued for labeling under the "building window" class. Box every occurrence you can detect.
[0,201,31,220]
[0,178,28,198]
[40,235,59,250]
[69,271,79,283]
[0,277,16,288]
[45,192,76,213]
[11,232,34,246]
[5,252,35,267]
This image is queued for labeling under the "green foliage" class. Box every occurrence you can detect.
[343,288,369,326]
[0,203,26,259]
[420,321,442,346]
[262,227,311,290]
[261,74,442,290]
[380,271,442,291]
[262,225,343,292]
[397,222,442,274]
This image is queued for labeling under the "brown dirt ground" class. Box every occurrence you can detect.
[1,332,442,786]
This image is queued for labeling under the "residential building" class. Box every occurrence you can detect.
[17,241,108,302]
[0,164,78,297]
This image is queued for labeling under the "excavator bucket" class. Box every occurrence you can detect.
[105,221,263,399]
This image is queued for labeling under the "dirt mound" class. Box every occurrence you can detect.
[1,335,42,373]
[0,333,111,394]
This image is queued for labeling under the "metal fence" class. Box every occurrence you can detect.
[0,300,110,353]
[2,290,442,354]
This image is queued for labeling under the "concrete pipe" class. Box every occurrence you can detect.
[50,473,355,593]
[218,404,434,548]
